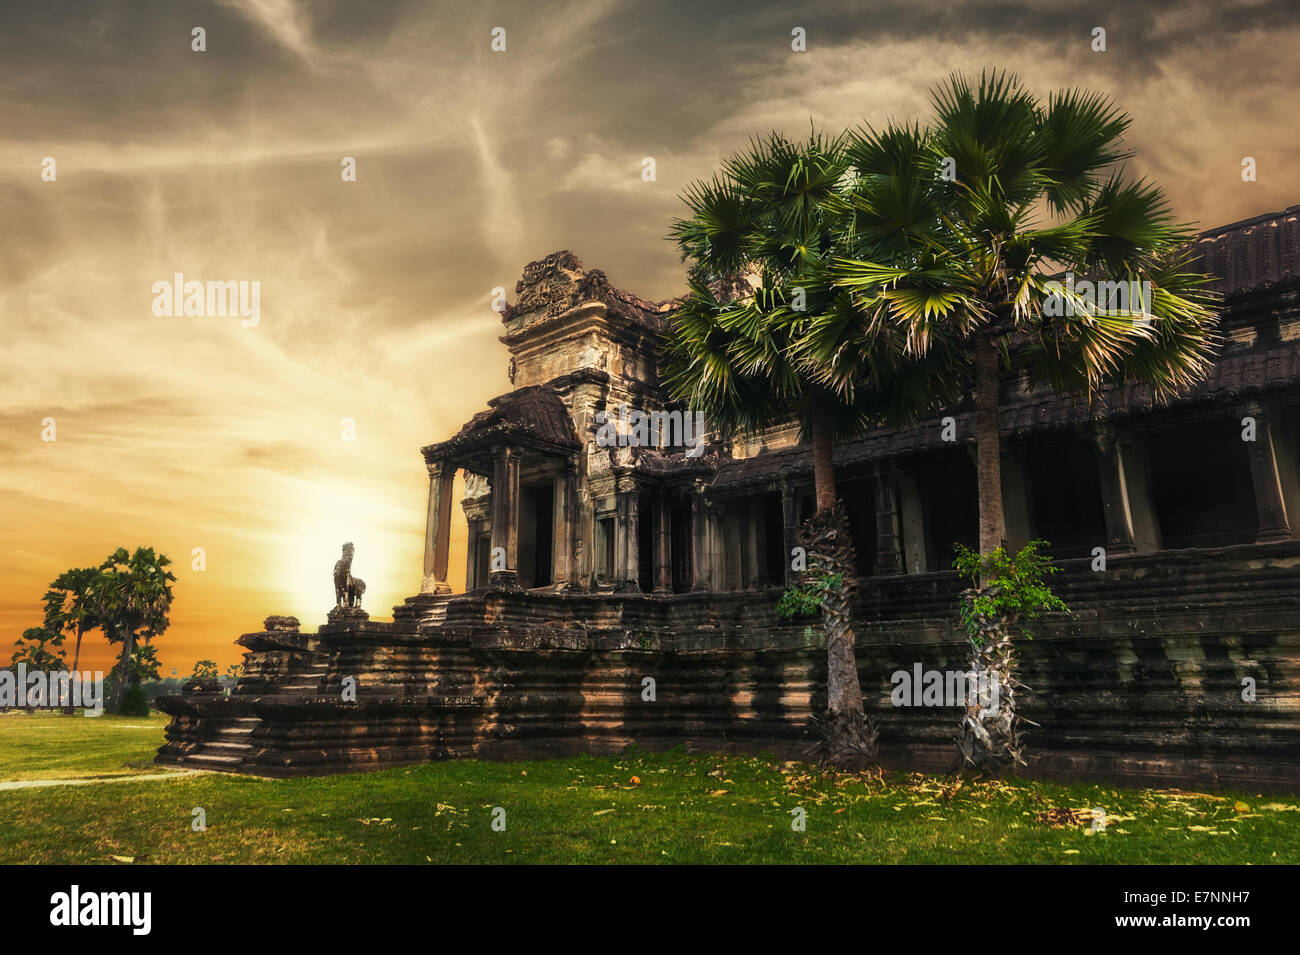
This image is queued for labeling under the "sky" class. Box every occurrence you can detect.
[1,0,1296,675]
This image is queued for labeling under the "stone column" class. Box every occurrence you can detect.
[465,519,479,591]
[653,491,672,592]
[743,500,761,589]
[552,465,576,588]
[753,496,772,587]
[1000,450,1034,552]
[490,445,520,586]
[1243,403,1293,542]
[897,466,927,574]
[779,480,801,587]
[616,478,640,592]
[690,483,712,591]
[872,464,902,575]
[421,460,456,594]
[1093,426,1138,555]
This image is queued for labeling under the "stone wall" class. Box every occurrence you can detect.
[157,540,1300,791]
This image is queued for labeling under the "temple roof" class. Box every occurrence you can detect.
[502,250,670,331]
[422,386,579,472]
[1195,205,1299,295]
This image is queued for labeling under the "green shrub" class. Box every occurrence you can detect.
[119,684,151,717]
[952,540,1069,643]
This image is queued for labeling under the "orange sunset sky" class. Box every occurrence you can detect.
[2,0,1297,675]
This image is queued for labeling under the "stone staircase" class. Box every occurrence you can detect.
[421,595,452,628]
[278,659,330,696]
[180,716,259,772]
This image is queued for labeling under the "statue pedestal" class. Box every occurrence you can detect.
[327,606,370,624]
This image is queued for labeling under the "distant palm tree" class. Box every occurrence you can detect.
[665,131,958,764]
[98,547,176,713]
[43,566,105,678]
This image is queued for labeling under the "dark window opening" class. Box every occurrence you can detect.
[474,531,490,589]
[595,517,615,583]
[762,492,787,585]
[1026,438,1108,558]
[670,496,693,593]
[841,479,878,577]
[919,449,978,571]
[1147,419,1257,548]
[637,491,654,592]
[519,482,554,588]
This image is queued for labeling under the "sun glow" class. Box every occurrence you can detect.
[277,479,413,623]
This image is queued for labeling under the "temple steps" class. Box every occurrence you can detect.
[202,740,253,756]
[278,661,330,695]
[422,597,451,627]
[177,715,259,772]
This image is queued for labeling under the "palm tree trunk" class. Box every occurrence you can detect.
[973,333,1005,556]
[959,332,1023,775]
[807,395,876,765]
[810,392,837,513]
[62,626,85,715]
[111,631,135,714]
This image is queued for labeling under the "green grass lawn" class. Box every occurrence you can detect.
[0,711,1297,864]
[0,710,172,781]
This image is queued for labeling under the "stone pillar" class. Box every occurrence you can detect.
[490,445,520,586]
[690,483,712,591]
[897,466,927,574]
[1000,450,1034,552]
[779,480,800,586]
[1118,434,1161,553]
[653,491,672,592]
[1093,426,1137,555]
[616,478,639,592]
[872,465,902,575]
[552,465,576,589]
[1270,407,1300,532]
[421,460,456,594]
[751,496,769,587]
[1243,403,1293,542]
[743,500,761,589]
[465,519,479,592]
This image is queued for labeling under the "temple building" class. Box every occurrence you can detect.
[158,206,1300,790]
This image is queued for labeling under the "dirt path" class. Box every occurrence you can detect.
[0,770,208,791]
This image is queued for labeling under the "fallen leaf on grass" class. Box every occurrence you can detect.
[709,789,729,797]
[1036,808,1080,828]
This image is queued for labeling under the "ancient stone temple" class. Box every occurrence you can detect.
[158,206,1300,790]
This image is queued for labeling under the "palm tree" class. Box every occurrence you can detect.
[43,566,105,711]
[99,547,176,713]
[664,131,958,764]
[813,71,1219,770]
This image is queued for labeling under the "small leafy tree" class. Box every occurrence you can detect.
[11,627,67,671]
[131,643,162,682]
[190,659,219,682]
[951,540,1068,774]
[777,568,844,619]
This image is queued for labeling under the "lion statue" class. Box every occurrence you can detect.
[333,542,366,609]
